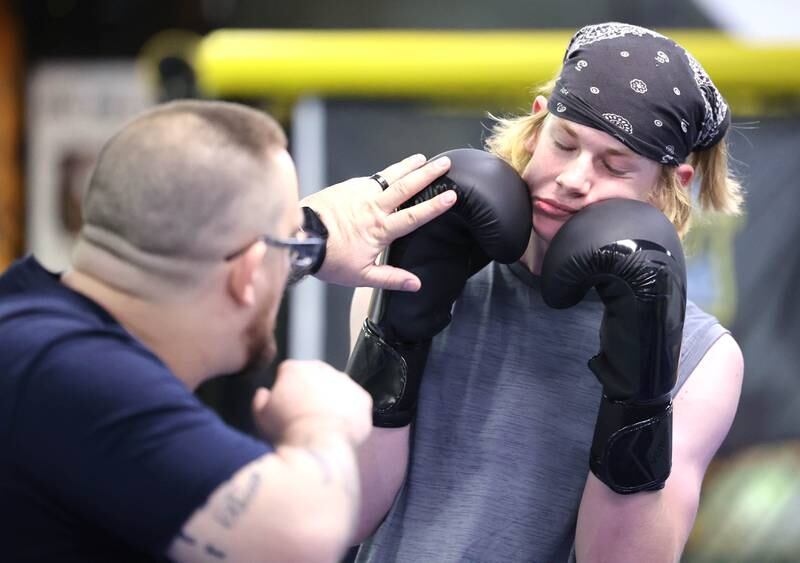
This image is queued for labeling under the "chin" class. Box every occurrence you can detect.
[532,213,567,243]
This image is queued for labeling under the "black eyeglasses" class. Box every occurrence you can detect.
[225,231,326,285]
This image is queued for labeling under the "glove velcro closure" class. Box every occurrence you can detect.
[345,319,430,428]
[589,395,673,494]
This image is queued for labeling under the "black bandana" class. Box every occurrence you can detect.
[548,22,730,165]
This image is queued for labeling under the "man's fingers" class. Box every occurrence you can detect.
[373,153,428,186]
[383,189,457,240]
[377,155,452,212]
[361,265,421,292]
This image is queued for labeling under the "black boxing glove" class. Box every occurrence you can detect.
[345,148,532,427]
[541,199,686,494]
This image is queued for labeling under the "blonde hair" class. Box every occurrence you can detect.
[484,80,744,238]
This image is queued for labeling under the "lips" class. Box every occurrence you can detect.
[533,198,580,218]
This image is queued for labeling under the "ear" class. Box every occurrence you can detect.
[675,163,695,188]
[532,95,548,115]
[227,242,267,307]
[523,96,550,153]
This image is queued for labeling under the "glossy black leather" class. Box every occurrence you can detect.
[541,199,686,493]
[346,319,431,427]
[346,148,533,427]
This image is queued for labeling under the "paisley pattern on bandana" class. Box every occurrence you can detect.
[602,113,633,135]
[548,22,731,165]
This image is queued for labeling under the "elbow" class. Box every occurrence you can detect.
[286,517,354,563]
[255,512,354,563]
[250,477,360,563]
[349,472,404,545]
[351,516,382,547]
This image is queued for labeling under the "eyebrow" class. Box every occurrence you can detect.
[558,121,637,159]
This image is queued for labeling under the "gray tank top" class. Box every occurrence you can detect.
[357,261,727,563]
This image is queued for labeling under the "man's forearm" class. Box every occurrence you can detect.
[169,430,362,563]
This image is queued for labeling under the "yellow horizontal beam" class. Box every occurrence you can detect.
[193,29,800,113]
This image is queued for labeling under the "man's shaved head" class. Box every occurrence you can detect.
[74,100,292,288]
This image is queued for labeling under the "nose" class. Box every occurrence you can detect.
[556,154,593,198]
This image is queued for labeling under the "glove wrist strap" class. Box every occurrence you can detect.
[589,394,673,494]
[345,319,430,427]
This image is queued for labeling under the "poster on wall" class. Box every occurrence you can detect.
[26,61,154,271]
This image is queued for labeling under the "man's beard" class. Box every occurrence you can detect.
[242,298,278,373]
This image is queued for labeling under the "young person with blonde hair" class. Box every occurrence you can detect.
[350,22,744,562]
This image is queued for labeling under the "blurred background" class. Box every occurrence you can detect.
[2,0,799,561]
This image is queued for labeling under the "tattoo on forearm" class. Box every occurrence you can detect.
[212,472,262,529]
[205,544,226,559]
[176,531,226,560]
[300,441,359,498]
[177,530,197,545]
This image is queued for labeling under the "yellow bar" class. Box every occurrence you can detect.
[193,29,800,110]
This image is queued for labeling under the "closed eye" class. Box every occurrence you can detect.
[603,160,628,176]
[553,140,576,152]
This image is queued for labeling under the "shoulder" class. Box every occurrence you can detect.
[676,332,743,419]
[0,271,138,368]
[674,300,730,391]
[10,315,195,433]
[0,281,187,412]
[37,331,188,409]
[676,301,743,438]
[683,300,725,342]
[673,333,743,473]
[681,300,727,352]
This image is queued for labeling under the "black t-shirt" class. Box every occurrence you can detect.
[0,256,271,561]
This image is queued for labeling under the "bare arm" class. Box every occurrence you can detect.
[168,428,360,563]
[575,334,744,562]
[349,286,411,544]
[168,361,373,563]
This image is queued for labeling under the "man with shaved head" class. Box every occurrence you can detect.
[0,100,456,562]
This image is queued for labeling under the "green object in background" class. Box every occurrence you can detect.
[683,213,744,327]
[685,442,800,562]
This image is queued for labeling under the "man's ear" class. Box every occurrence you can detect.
[227,243,267,307]
[675,163,695,188]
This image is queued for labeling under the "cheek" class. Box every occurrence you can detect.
[626,167,661,201]
[522,150,554,193]
[621,180,657,202]
[522,158,544,193]
[589,172,659,203]
[601,183,648,201]
[520,157,536,187]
